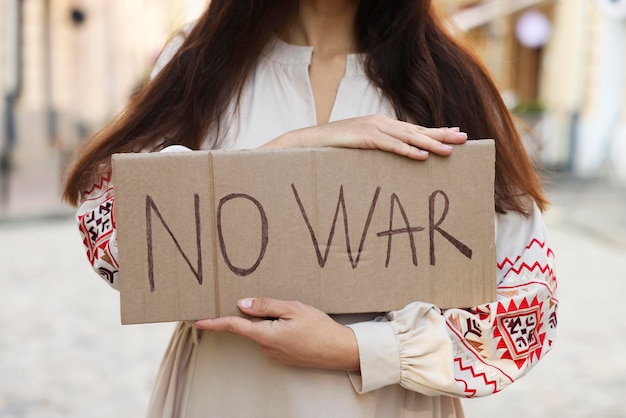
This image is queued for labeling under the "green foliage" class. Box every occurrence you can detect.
[511,101,545,115]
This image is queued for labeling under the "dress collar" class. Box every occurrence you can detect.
[262,36,365,78]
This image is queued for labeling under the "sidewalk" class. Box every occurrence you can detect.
[0,148,73,223]
[546,175,626,247]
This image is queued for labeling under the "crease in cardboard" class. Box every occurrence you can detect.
[312,150,321,306]
[207,152,220,318]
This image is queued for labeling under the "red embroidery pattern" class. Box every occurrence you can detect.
[498,239,555,279]
[454,357,499,397]
[81,175,112,200]
[77,177,119,284]
[78,195,116,264]
[491,237,555,370]
[494,297,545,369]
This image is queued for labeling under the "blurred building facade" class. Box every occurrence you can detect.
[444,0,626,180]
[1,0,205,163]
[1,0,626,217]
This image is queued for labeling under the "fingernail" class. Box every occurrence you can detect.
[448,127,461,132]
[238,298,253,309]
[455,132,467,139]
[441,144,453,151]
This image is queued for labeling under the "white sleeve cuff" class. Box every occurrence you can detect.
[347,320,401,394]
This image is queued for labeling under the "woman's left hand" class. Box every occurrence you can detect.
[194,298,360,371]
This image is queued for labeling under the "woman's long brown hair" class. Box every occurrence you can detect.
[63,0,548,214]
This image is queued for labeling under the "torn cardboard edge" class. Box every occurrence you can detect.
[113,140,496,324]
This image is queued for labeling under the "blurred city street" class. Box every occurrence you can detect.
[1,154,626,417]
[2,0,626,417]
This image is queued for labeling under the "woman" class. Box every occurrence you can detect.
[63,1,558,417]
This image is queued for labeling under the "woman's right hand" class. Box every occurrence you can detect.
[260,114,468,160]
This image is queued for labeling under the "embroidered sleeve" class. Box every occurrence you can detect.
[348,203,558,397]
[76,176,120,289]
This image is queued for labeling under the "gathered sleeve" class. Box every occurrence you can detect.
[348,203,558,397]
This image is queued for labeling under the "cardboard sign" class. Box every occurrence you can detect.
[112,140,496,324]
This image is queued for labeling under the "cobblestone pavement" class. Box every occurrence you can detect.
[1,178,625,418]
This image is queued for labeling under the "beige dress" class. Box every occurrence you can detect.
[75,35,558,418]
